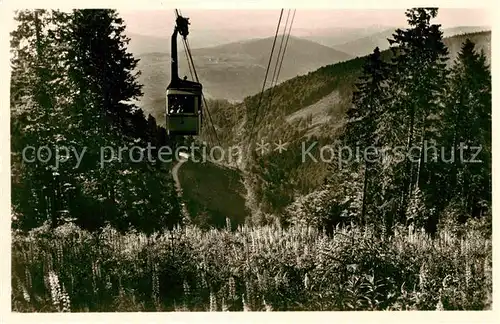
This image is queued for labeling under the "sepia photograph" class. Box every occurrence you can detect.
[6,4,494,315]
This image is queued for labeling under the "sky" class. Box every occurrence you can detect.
[119,8,492,36]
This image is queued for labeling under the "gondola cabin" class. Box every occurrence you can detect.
[166,78,202,135]
[166,15,203,136]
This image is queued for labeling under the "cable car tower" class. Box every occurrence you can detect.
[166,15,203,136]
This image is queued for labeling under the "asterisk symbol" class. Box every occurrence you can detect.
[274,140,288,153]
[255,139,270,155]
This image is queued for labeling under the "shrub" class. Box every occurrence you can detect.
[11,222,491,311]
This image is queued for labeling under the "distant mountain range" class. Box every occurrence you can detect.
[332,25,490,57]
[300,25,398,48]
[130,26,491,123]
[126,33,170,54]
[135,36,353,123]
[126,25,398,55]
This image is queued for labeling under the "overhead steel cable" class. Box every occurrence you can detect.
[174,9,221,146]
[248,9,284,139]
[185,38,221,146]
[268,9,296,110]
[276,9,296,86]
[182,40,195,81]
[176,10,194,80]
[269,9,290,91]
[265,9,291,112]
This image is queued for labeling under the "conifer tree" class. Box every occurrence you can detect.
[384,8,449,227]
[442,39,491,222]
[11,10,72,229]
[343,47,390,225]
[64,9,181,231]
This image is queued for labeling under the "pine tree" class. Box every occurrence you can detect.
[343,47,390,225]
[11,10,72,229]
[442,39,491,222]
[384,8,449,227]
[65,9,142,136]
[61,9,126,229]
[63,9,181,231]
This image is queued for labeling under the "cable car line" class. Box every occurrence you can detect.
[182,40,195,81]
[265,9,291,113]
[267,9,296,112]
[177,8,192,78]
[166,9,220,147]
[184,38,221,147]
[167,9,291,149]
[166,11,202,136]
[248,9,284,139]
[276,9,296,86]
[174,9,221,146]
[269,10,290,92]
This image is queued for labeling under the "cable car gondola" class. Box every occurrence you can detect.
[166,15,202,136]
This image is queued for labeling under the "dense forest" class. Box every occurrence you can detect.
[10,9,187,233]
[207,19,491,233]
[11,8,491,311]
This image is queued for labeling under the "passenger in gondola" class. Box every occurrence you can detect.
[169,103,183,114]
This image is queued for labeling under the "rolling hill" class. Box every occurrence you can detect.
[134,35,353,123]
[126,33,170,55]
[332,28,398,58]
[126,27,282,55]
[127,25,398,55]
[443,30,491,66]
[301,25,399,48]
[248,31,491,145]
[333,25,491,58]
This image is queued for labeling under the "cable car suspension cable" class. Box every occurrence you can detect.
[265,9,291,112]
[175,10,194,80]
[182,40,195,81]
[174,9,221,146]
[267,9,296,111]
[269,10,290,91]
[276,9,296,85]
[248,9,284,137]
[185,37,221,146]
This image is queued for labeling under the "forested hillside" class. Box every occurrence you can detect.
[203,29,491,224]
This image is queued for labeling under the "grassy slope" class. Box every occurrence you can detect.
[178,159,248,228]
